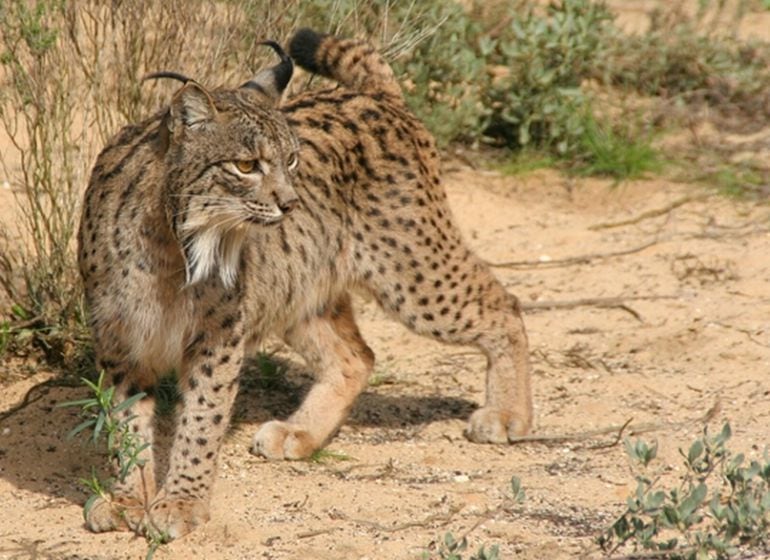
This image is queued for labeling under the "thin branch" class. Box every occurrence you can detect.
[488,239,659,269]
[508,399,720,446]
[350,504,463,533]
[589,417,635,450]
[297,527,340,539]
[521,295,679,321]
[0,377,80,423]
[588,194,709,231]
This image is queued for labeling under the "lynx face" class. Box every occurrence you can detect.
[161,85,301,287]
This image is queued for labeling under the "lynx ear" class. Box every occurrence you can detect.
[240,40,293,106]
[169,82,217,133]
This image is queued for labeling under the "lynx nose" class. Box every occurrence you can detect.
[279,197,299,215]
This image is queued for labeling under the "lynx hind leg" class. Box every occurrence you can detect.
[85,365,157,533]
[361,232,533,443]
[251,295,375,460]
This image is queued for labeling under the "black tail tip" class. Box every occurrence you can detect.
[289,28,325,74]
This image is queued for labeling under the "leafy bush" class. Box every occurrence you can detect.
[479,0,614,153]
[600,423,770,559]
[595,2,770,115]
[395,0,615,151]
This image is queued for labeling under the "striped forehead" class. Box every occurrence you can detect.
[209,92,291,153]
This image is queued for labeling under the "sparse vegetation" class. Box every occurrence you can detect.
[422,476,525,560]
[600,423,770,559]
[58,372,169,558]
[575,112,663,181]
[308,448,354,464]
[59,371,149,502]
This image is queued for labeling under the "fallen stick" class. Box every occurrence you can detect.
[508,399,720,446]
[351,504,463,533]
[488,239,659,269]
[588,194,709,231]
[521,294,680,322]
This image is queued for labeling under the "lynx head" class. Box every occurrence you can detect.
[148,42,300,288]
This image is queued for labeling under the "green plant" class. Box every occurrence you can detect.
[700,164,767,198]
[308,448,354,464]
[249,353,291,390]
[599,423,770,559]
[596,1,770,116]
[498,149,557,176]
[481,0,614,153]
[59,372,169,558]
[423,476,525,560]
[60,371,149,495]
[576,112,662,180]
[431,532,500,560]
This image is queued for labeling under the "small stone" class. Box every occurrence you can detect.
[453,474,470,483]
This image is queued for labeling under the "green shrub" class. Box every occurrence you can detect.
[480,0,614,153]
[595,2,770,114]
[600,423,770,559]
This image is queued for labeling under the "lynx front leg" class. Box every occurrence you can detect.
[141,295,246,540]
[251,295,374,460]
[85,361,157,533]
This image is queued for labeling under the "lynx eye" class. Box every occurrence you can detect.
[235,160,260,174]
[287,153,298,171]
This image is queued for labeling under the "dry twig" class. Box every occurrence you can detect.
[589,194,709,231]
[521,295,679,321]
[350,504,463,533]
[508,399,720,447]
[488,239,659,269]
[0,376,79,423]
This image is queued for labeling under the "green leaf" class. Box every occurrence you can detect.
[92,411,106,442]
[678,483,707,521]
[715,422,732,446]
[67,418,96,439]
[56,397,98,409]
[83,493,101,522]
[687,440,704,465]
[113,392,147,414]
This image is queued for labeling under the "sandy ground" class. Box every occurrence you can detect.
[1,164,769,559]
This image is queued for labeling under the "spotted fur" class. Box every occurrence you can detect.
[77,29,533,540]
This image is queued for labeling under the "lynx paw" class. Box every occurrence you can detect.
[250,420,317,460]
[465,407,531,444]
[142,494,209,541]
[85,494,144,533]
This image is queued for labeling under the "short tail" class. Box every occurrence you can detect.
[289,28,403,101]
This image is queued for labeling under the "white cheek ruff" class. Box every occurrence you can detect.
[183,225,247,289]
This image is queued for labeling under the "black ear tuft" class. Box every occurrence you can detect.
[240,40,294,105]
